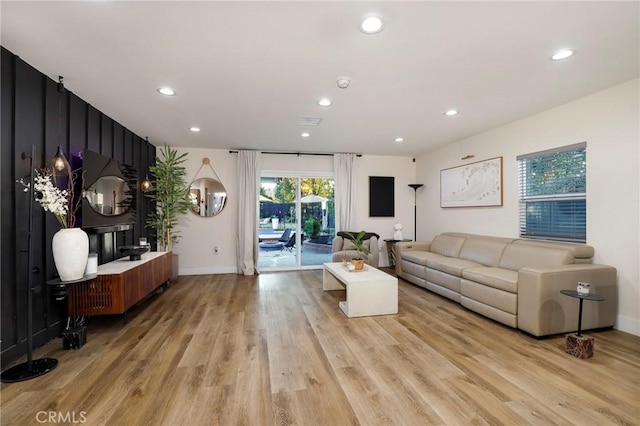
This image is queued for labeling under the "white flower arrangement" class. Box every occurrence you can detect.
[18,168,76,228]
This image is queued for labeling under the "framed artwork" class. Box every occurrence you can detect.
[440,156,503,208]
[369,176,394,217]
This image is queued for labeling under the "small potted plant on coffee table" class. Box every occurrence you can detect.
[346,231,370,271]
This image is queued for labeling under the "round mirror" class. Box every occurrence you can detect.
[85,175,133,216]
[188,177,227,217]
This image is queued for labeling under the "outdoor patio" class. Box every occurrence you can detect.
[258,237,333,270]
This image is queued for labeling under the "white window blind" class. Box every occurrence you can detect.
[517,142,586,243]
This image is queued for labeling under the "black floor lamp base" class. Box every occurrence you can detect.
[0,358,58,383]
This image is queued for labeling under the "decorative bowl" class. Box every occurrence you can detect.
[119,245,150,261]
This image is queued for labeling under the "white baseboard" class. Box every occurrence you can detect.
[178,266,237,275]
[615,314,640,336]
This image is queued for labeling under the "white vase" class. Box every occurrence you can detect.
[52,228,89,281]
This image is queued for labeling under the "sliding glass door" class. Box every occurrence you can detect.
[258,173,334,271]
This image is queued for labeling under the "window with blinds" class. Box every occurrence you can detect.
[517,142,586,243]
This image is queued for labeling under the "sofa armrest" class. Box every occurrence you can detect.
[332,236,344,253]
[517,264,617,337]
[395,241,431,276]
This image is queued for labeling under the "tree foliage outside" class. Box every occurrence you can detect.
[261,177,335,239]
[270,178,334,202]
[522,148,586,197]
[145,145,191,251]
[303,218,321,239]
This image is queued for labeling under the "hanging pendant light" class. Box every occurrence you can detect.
[52,146,67,172]
[140,173,152,192]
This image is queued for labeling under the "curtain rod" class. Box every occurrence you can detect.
[228,150,362,157]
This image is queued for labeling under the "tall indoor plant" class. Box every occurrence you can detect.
[145,145,191,252]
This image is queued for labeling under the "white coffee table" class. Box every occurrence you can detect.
[323,262,398,318]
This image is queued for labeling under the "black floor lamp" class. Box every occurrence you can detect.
[408,184,424,241]
[1,145,58,383]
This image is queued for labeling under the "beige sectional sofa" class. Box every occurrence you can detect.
[395,232,617,337]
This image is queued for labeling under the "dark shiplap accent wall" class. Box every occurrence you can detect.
[0,47,157,367]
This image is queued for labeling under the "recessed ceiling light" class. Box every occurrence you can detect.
[551,49,574,61]
[394,137,404,143]
[301,132,310,138]
[360,15,384,34]
[317,98,332,107]
[190,126,201,132]
[157,87,176,96]
[444,109,459,116]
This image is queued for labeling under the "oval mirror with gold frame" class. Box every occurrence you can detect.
[188,158,227,217]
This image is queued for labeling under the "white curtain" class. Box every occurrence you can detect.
[236,150,261,275]
[333,153,356,231]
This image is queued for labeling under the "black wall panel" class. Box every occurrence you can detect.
[1,46,157,367]
[1,51,17,355]
[101,115,113,158]
[69,92,87,150]
[14,59,46,344]
[87,105,101,153]
[113,122,124,163]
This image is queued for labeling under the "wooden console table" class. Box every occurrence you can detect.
[70,251,172,323]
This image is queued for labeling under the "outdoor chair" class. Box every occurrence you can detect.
[278,228,292,243]
[281,232,296,252]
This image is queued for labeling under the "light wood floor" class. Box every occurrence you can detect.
[2,270,639,426]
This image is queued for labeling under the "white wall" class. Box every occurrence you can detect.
[174,150,416,272]
[416,79,640,335]
[353,155,418,266]
[173,148,238,275]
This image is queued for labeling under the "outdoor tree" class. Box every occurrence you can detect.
[273,178,296,202]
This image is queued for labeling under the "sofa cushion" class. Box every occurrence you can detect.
[401,259,427,280]
[429,234,466,257]
[462,267,518,293]
[426,268,462,293]
[342,238,373,252]
[402,250,443,266]
[498,244,574,271]
[461,280,518,315]
[442,232,516,245]
[461,296,517,328]
[458,238,508,267]
[426,257,483,277]
[342,239,355,250]
[512,239,594,262]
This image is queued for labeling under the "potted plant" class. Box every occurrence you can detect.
[346,230,370,271]
[144,145,191,255]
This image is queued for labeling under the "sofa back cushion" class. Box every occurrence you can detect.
[430,234,465,257]
[498,244,574,271]
[512,239,593,263]
[342,237,372,252]
[459,238,508,267]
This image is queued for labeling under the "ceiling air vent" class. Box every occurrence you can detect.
[297,116,323,126]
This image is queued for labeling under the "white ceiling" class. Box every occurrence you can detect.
[2,1,638,156]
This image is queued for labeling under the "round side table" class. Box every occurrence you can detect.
[46,274,98,350]
[560,289,605,358]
